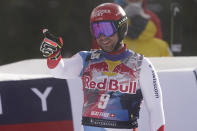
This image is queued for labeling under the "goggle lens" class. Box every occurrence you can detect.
[92,21,117,39]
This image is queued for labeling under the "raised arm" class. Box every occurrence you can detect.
[139,58,165,131]
[48,53,83,79]
[40,29,83,79]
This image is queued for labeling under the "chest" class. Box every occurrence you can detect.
[82,58,141,95]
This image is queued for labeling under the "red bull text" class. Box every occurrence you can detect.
[83,76,137,94]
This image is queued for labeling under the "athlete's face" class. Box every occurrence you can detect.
[96,33,119,52]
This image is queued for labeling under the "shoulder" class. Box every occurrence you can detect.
[140,57,155,70]
[139,57,158,80]
[78,51,91,58]
[153,39,169,49]
[78,49,103,61]
[127,48,144,59]
[142,57,151,65]
[126,49,145,67]
[155,40,172,56]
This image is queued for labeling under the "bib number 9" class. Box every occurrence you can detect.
[98,94,110,109]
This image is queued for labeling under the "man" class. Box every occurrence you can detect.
[40,3,165,131]
[91,0,165,53]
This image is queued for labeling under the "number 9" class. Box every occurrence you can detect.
[98,94,110,109]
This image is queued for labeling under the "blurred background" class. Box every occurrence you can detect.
[0,0,197,66]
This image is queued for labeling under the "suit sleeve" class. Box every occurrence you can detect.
[139,57,165,131]
[47,53,83,79]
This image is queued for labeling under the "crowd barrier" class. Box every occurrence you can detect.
[0,58,197,131]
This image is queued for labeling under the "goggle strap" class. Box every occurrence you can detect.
[114,16,128,29]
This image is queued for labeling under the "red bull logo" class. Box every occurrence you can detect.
[85,60,136,78]
[83,76,137,94]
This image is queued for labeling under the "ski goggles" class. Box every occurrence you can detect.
[91,21,117,39]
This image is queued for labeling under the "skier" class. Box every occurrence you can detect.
[40,3,165,131]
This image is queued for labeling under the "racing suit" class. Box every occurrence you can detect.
[48,45,165,131]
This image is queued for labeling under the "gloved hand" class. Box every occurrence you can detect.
[40,29,63,60]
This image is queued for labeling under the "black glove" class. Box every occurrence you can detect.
[40,29,63,60]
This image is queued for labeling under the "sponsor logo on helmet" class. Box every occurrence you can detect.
[118,16,128,28]
[83,76,137,94]
[93,9,111,17]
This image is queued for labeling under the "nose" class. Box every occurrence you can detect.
[98,34,107,40]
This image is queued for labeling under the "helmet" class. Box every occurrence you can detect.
[90,3,128,44]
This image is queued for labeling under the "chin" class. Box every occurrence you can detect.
[101,46,113,52]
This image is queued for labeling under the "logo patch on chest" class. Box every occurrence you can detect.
[83,76,137,94]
